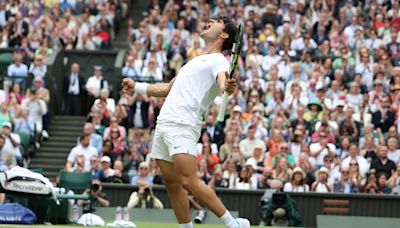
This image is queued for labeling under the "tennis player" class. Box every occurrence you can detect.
[122,16,250,228]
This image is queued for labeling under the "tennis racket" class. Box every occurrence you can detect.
[216,22,244,123]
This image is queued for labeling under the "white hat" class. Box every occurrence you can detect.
[318,167,330,177]
[244,159,257,170]
[100,156,111,163]
[233,105,242,113]
[336,100,346,107]
[2,122,11,128]
[292,167,306,179]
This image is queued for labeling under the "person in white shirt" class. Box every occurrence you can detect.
[7,54,28,86]
[28,55,47,78]
[283,167,310,192]
[122,54,142,78]
[94,88,116,114]
[309,132,336,167]
[66,133,98,172]
[99,156,115,182]
[121,16,250,228]
[341,143,369,176]
[387,137,400,164]
[239,126,266,158]
[141,58,163,82]
[86,65,109,109]
[0,122,22,162]
[261,43,281,72]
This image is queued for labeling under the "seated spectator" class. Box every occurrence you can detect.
[333,166,360,193]
[21,88,47,141]
[123,145,144,179]
[7,53,28,86]
[387,137,400,164]
[197,142,219,173]
[342,144,369,176]
[363,171,379,194]
[377,172,391,194]
[148,158,163,185]
[272,143,296,169]
[131,161,153,185]
[198,158,212,184]
[370,145,396,178]
[108,127,126,159]
[246,145,266,174]
[197,131,218,156]
[218,131,236,162]
[239,125,266,159]
[94,88,116,114]
[283,167,309,192]
[0,103,15,129]
[13,109,34,139]
[66,134,98,172]
[127,183,163,209]
[272,157,292,184]
[90,155,102,180]
[79,123,103,154]
[113,160,130,184]
[0,122,22,165]
[311,167,332,193]
[141,58,163,82]
[28,55,47,78]
[99,156,115,183]
[72,154,86,173]
[122,54,142,78]
[103,116,127,141]
[7,83,24,105]
[208,166,229,189]
[231,163,258,190]
[309,131,336,168]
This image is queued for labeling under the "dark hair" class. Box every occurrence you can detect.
[214,16,237,51]
[80,133,91,141]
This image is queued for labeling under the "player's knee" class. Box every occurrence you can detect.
[164,179,181,193]
[180,176,197,192]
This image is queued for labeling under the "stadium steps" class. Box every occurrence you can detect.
[113,0,148,49]
[29,115,86,179]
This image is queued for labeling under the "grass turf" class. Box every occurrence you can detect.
[0,222,262,227]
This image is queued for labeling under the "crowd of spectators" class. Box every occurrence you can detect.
[0,0,129,168]
[39,0,400,198]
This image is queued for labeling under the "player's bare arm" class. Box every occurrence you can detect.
[217,71,236,95]
[121,77,177,97]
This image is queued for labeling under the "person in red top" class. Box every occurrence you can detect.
[197,142,220,173]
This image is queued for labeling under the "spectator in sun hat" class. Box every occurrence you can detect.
[311,167,332,193]
[303,98,323,134]
[283,167,309,192]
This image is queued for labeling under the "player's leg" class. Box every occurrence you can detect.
[173,154,250,228]
[156,159,191,225]
[150,125,193,228]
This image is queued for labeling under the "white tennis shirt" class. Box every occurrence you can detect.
[157,53,229,128]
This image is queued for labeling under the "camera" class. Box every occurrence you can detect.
[92,183,100,192]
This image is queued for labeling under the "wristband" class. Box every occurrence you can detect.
[135,82,149,95]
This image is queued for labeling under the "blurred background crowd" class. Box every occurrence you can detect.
[1,0,400,204]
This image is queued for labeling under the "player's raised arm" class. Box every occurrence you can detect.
[121,77,176,97]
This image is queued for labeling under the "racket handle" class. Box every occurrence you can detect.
[217,92,229,122]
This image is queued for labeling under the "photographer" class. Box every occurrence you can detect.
[0,122,22,166]
[78,180,110,208]
[126,182,163,209]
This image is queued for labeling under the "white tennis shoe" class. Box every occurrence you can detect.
[227,218,250,228]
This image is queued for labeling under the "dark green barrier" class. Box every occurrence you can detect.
[101,183,400,227]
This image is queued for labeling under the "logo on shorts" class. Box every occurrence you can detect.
[174,146,182,150]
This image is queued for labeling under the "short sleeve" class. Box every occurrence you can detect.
[211,54,230,81]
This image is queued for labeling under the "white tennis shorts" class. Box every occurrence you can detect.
[150,122,200,162]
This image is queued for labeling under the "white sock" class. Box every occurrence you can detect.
[179,222,193,228]
[220,210,235,226]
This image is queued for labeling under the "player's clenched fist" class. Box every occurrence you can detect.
[121,78,135,95]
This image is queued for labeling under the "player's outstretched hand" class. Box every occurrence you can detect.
[225,72,236,95]
[121,78,135,95]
